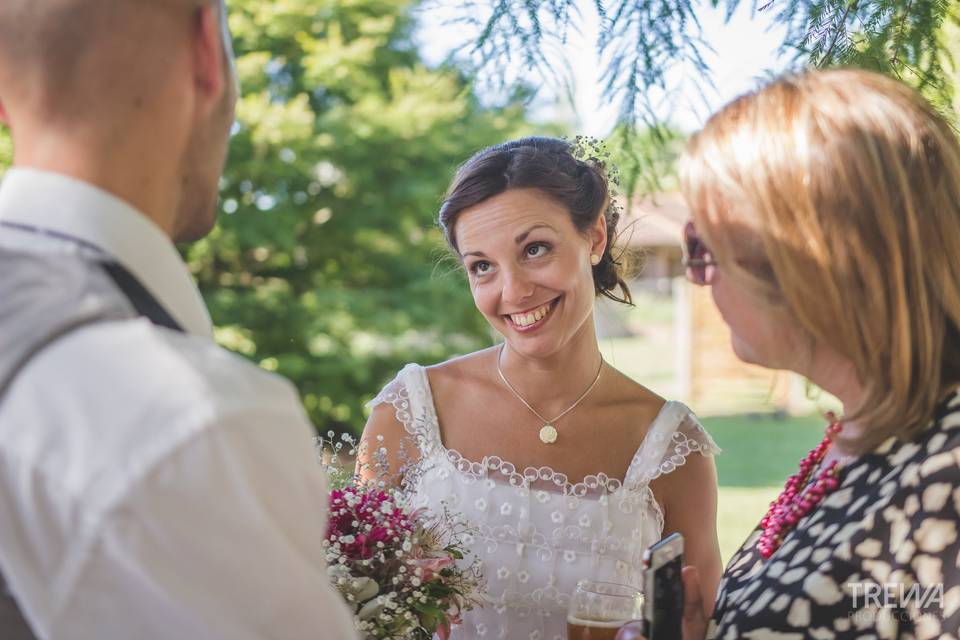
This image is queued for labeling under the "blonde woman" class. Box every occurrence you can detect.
[619,69,960,639]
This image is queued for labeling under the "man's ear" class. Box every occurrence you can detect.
[191,4,226,112]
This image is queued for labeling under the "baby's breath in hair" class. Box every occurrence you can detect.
[568,134,623,217]
[565,134,633,305]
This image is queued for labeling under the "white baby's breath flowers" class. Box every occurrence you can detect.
[357,597,385,621]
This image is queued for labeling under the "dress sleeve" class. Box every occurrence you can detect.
[359,364,437,487]
[366,369,420,438]
[630,403,721,486]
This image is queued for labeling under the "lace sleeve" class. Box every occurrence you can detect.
[359,364,438,487]
[366,374,417,435]
[628,403,721,486]
[366,364,440,443]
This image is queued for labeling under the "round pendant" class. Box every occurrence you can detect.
[539,425,558,444]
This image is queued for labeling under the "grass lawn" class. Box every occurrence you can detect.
[699,413,825,564]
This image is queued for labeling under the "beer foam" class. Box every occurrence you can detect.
[566,616,627,629]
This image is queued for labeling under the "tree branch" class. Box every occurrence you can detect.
[821,0,857,65]
[890,0,915,68]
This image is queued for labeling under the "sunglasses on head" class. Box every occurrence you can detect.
[682,221,719,286]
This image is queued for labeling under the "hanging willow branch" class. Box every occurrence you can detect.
[427,0,958,194]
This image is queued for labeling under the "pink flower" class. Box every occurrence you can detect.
[436,619,452,640]
[326,487,415,560]
[411,556,455,582]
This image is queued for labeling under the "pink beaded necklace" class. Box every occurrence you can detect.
[757,414,845,559]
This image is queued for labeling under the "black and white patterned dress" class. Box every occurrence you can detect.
[710,391,960,639]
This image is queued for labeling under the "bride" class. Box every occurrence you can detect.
[359,136,721,640]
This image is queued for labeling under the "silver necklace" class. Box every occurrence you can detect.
[495,344,604,444]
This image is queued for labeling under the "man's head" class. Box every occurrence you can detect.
[0,0,237,241]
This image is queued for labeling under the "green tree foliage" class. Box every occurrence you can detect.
[441,0,960,188]
[457,0,959,116]
[938,2,960,118]
[181,0,531,433]
[775,0,958,118]
[606,125,686,196]
[0,128,11,176]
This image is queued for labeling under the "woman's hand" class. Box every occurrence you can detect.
[615,566,709,640]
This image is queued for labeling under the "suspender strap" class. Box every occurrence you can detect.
[100,262,184,333]
[0,573,36,640]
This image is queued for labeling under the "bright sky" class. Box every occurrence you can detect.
[416,1,793,135]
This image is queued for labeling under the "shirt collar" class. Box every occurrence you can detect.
[0,167,213,338]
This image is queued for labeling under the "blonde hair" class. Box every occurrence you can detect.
[680,69,960,452]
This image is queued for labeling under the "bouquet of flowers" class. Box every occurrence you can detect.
[321,434,485,639]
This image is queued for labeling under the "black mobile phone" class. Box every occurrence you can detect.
[642,532,684,640]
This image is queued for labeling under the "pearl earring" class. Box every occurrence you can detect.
[590,254,601,266]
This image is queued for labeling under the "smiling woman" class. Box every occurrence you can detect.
[453,188,603,360]
[440,137,631,306]
[357,137,723,640]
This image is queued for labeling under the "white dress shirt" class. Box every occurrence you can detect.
[0,169,358,640]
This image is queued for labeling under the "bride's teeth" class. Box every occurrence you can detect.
[510,299,556,327]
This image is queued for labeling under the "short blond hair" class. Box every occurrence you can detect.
[680,69,960,451]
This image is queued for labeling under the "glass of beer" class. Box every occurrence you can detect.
[566,580,643,640]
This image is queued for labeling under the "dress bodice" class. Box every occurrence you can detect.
[369,363,720,640]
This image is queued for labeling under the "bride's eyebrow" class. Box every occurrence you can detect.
[514,223,557,244]
[461,223,559,258]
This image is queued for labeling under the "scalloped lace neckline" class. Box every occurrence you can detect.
[410,364,682,495]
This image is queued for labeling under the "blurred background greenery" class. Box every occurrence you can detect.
[0,0,957,563]
[187,0,537,433]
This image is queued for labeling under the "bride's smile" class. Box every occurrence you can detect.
[503,296,560,331]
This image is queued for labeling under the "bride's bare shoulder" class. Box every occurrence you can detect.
[425,347,499,396]
[605,364,667,413]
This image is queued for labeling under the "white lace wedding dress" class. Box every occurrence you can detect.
[369,364,720,640]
